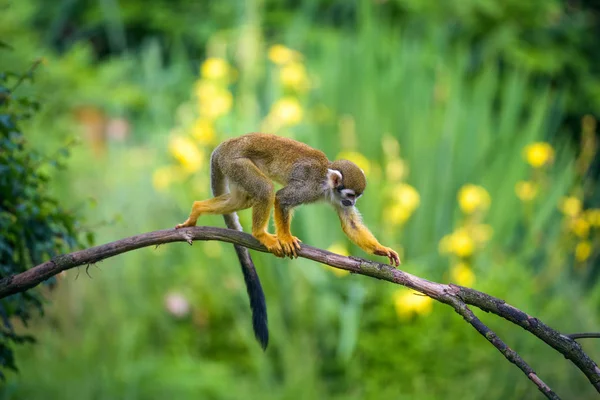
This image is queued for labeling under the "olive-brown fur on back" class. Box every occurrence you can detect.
[329,159,366,195]
[213,133,330,186]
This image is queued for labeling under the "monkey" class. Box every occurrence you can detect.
[175,133,400,349]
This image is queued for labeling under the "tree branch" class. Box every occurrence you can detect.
[0,226,598,398]
[451,301,559,400]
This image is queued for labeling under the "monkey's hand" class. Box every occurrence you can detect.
[374,246,401,267]
[277,234,302,259]
[254,232,285,257]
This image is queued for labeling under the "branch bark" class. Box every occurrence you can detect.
[0,226,598,399]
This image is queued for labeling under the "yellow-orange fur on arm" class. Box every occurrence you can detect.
[336,206,400,266]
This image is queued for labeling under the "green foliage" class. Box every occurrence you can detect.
[0,63,87,379]
[384,0,600,117]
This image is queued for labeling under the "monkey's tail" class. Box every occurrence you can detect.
[210,151,269,350]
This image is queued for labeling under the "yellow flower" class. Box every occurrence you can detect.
[515,180,538,202]
[279,62,309,91]
[570,217,590,239]
[335,151,371,176]
[169,135,204,172]
[270,97,303,126]
[450,262,475,286]
[195,80,219,101]
[152,166,177,192]
[268,44,301,65]
[393,289,433,319]
[386,158,408,182]
[197,85,233,119]
[458,184,491,214]
[199,89,233,119]
[388,204,412,225]
[559,196,582,217]
[387,183,420,225]
[201,58,230,81]
[451,230,475,257]
[194,80,233,119]
[191,119,216,144]
[575,241,592,262]
[324,242,350,277]
[439,230,475,258]
[396,184,420,212]
[524,142,554,168]
[584,209,600,227]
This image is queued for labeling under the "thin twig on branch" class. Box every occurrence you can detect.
[567,333,600,340]
[0,226,598,399]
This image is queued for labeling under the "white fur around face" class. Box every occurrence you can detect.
[323,169,342,204]
[327,169,343,188]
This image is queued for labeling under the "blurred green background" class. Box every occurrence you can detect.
[1,0,600,399]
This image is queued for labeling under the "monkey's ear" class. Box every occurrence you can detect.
[327,169,343,188]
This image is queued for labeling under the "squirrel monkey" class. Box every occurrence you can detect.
[175,133,400,349]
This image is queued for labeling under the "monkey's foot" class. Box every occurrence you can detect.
[255,232,284,257]
[374,246,401,267]
[175,218,197,229]
[277,235,302,259]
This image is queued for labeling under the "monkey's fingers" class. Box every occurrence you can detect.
[375,247,401,267]
[271,242,285,258]
[289,236,302,256]
[278,236,300,259]
[289,244,298,259]
[389,251,401,267]
[257,233,285,257]
[292,237,302,251]
[269,246,285,258]
[285,244,297,259]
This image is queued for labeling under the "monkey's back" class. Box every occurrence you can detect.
[214,133,329,185]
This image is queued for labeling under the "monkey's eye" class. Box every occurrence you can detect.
[336,185,345,192]
[346,193,355,199]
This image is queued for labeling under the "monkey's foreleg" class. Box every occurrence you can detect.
[337,207,401,266]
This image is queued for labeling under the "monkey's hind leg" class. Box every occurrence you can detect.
[250,195,284,257]
[224,158,283,257]
[175,192,250,229]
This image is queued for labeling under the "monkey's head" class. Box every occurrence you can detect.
[327,160,366,208]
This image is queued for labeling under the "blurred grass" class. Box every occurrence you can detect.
[1,2,599,399]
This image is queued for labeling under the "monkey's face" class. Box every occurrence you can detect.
[326,167,364,208]
[336,186,361,207]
